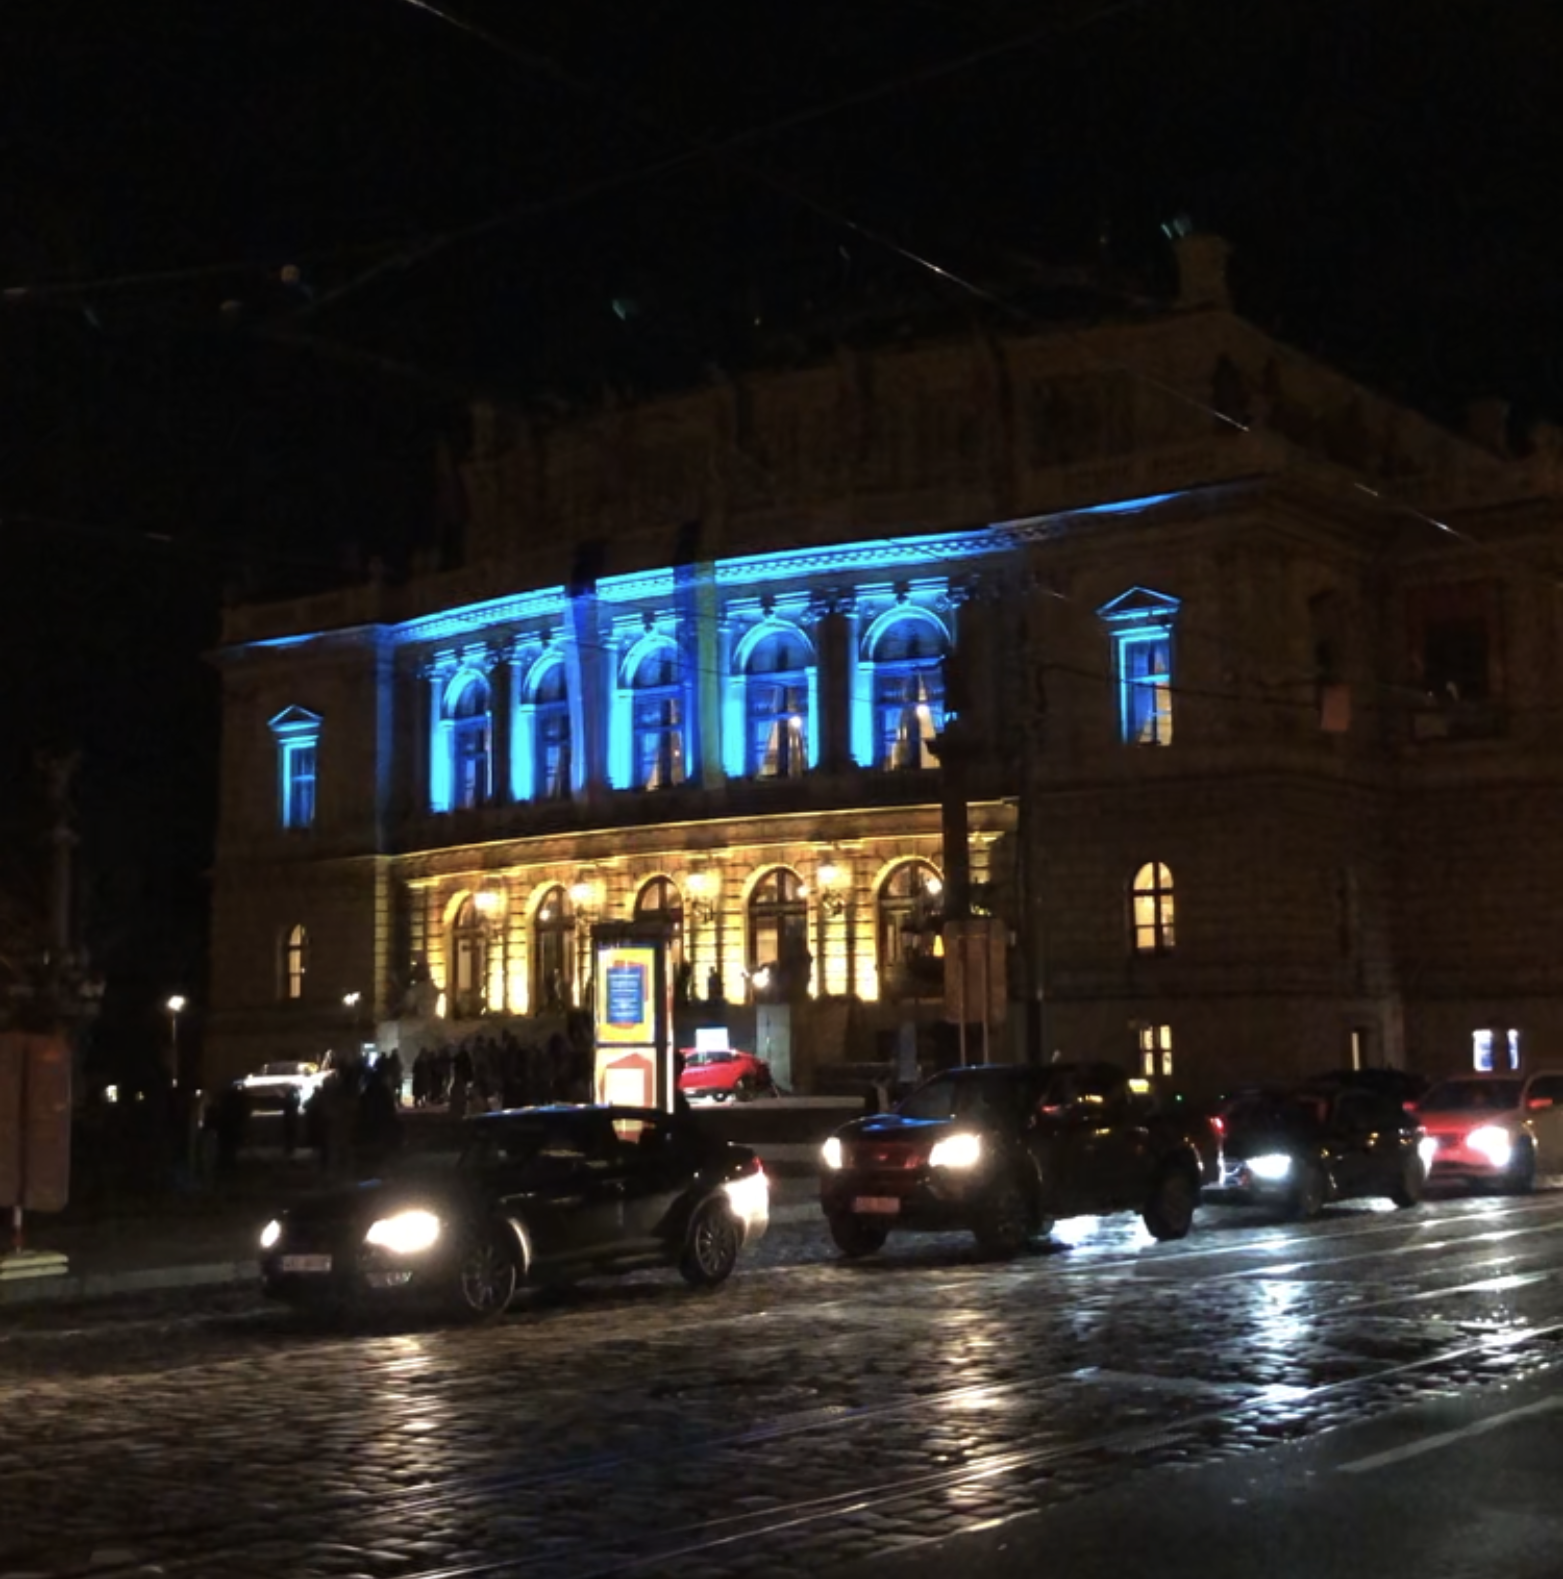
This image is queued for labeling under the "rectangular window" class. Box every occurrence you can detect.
[1138,1023,1173,1079]
[875,666,944,770]
[282,742,317,829]
[1121,633,1173,745]
[749,681,808,778]
[634,693,685,790]
[537,707,571,800]
[1473,1029,1520,1072]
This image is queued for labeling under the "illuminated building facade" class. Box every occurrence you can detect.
[209,238,1563,1095]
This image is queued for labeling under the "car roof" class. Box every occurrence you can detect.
[468,1103,679,1125]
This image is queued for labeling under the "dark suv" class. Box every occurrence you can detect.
[819,1061,1210,1258]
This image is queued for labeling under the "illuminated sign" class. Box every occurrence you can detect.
[595,945,658,1047]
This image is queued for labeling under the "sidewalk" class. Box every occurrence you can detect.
[0,1154,822,1310]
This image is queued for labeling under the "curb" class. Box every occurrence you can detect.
[0,1203,823,1310]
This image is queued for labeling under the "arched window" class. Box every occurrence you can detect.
[745,630,808,779]
[872,617,947,770]
[281,923,308,1001]
[877,861,944,998]
[635,877,684,968]
[1131,862,1175,954]
[631,644,685,790]
[450,896,491,1018]
[449,674,492,810]
[532,660,572,801]
[747,868,809,993]
[533,886,576,1011]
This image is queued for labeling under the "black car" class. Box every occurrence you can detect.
[1206,1083,1429,1219]
[258,1105,769,1316]
[819,1062,1210,1259]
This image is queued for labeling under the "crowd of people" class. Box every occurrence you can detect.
[409,1027,593,1117]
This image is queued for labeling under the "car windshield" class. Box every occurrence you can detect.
[1420,1079,1523,1114]
[685,1051,737,1067]
[257,1062,308,1078]
[1223,1093,1329,1134]
[897,1071,1034,1124]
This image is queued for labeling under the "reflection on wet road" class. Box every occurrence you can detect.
[3,1190,1563,1578]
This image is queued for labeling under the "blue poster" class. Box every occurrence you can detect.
[605,963,648,1028]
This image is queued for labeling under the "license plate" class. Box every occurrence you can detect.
[280,1254,332,1274]
[853,1196,901,1215]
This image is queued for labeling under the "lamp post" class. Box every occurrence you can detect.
[165,995,187,1088]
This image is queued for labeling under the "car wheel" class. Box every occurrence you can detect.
[457,1231,519,1318]
[973,1178,1033,1259]
[680,1200,743,1287]
[828,1214,890,1258]
[1389,1152,1424,1209]
[1143,1166,1198,1241]
[734,1075,756,1103]
[1504,1139,1537,1195]
[1288,1162,1326,1221]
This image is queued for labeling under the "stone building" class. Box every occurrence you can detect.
[208,237,1563,1097]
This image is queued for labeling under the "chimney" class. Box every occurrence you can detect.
[1464,398,1511,457]
[1173,233,1232,310]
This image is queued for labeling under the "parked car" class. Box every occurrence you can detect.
[1305,1067,1429,1108]
[679,1048,775,1102]
[239,1060,325,1111]
[819,1061,1210,1259]
[1416,1071,1563,1192]
[258,1105,769,1316]
[1206,1083,1430,1218]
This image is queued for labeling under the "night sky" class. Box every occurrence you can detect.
[4,0,1559,1073]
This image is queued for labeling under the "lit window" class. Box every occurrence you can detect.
[534,886,576,1010]
[1098,588,1181,747]
[747,868,809,997]
[448,675,492,810]
[1473,1028,1520,1072]
[635,877,685,972]
[631,645,685,791]
[449,896,492,1019]
[871,616,947,771]
[877,860,944,1000]
[1131,862,1175,954]
[746,632,808,779]
[281,923,308,1001]
[531,660,572,801]
[1139,1023,1173,1078]
[268,707,323,830]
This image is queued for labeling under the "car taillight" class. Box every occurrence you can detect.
[1211,1116,1224,1137]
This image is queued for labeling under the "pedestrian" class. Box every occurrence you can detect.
[281,1086,301,1157]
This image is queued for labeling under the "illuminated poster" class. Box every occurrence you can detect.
[594,945,658,1047]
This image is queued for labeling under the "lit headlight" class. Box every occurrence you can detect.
[1247,1154,1293,1183]
[929,1133,983,1170]
[724,1169,769,1221]
[364,1209,442,1255]
[1467,1126,1513,1168]
[822,1136,844,1170]
[1417,1136,1439,1171]
[259,1219,282,1251]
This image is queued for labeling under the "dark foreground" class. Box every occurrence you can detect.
[3,1188,1563,1578]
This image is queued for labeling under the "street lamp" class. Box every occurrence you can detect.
[165,995,187,1087]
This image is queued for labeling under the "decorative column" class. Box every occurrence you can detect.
[809,588,858,775]
[488,639,516,806]
[565,591,611,803]
[941,576,990,754]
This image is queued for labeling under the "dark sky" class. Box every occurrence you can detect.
[3,0,1560,1062]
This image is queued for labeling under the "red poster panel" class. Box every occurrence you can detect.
[0,1034,73,1212]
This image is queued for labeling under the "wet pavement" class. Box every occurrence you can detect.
[3,1189,1563,1578]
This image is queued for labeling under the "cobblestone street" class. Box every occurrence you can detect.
[5,1190,1563,1579]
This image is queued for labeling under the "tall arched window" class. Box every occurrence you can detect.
[747,868,809,992]
[449,674,492,810]
[533,886,576,1011]
[877,861,944,998]
[450,896,491,1018]
[631,643,685,790]
[1131,862,1176,955]
[745,630,808,779]
[532,660,572,801]
[281,923,308,1001]
[872,616,947,770]
[635,876,684,968]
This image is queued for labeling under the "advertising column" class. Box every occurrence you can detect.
[591,922,674,1111]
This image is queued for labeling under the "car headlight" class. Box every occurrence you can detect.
[1467,1126,1513,1168]
[724,1170,769,1220]
[822,1136,844,1170]
[259,1219,282,1251]
[1417,1136,1439,1171]
[928,1133,983,1170]
[1246,1154,1293,1183]
[364,1209,442,1255]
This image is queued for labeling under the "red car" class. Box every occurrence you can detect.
[679,1048,774,1102]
